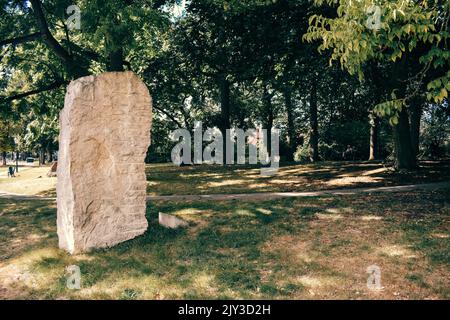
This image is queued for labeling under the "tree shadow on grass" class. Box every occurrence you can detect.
[146,160,450,196]
[68,198,341,299]
[0,199,57,260]
[2,188,449,299]
[17,198,319,299]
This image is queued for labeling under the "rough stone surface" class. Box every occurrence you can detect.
[159,213,189,229]
[57,71,152,254]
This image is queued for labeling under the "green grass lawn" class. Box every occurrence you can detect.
[2,160,449,197]
[1,188,448,299]
[146,160,450,195]
[0,165,55,196]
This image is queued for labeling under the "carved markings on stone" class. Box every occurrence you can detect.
[57,72,152,254]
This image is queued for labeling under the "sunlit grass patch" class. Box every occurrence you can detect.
[146,160,450,196]
[0,188,448,299]
[0,165,56,196]
[0,161,449,198]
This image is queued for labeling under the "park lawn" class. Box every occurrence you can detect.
[0,165,55,196]
[0,188,448,299]
[146,160,450,195]
[0,161,449,197]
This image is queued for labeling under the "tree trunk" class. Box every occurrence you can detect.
[284,87,296,161]
[409,97,423,159]
[369,113,379,160]
[107,48,124,72]
[215,74,231,160]
[393,107,416,170]
[47,146,53,163]
[217,74,231,136]
[39,149,46,166]
[1,151,6,166]
[15,150,19,173]
[263,84,274,156]
[309,80,319,162]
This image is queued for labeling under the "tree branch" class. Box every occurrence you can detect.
[0,32,42,47]
[0,80,67,103]
[30,0,89,77]
[153,105,183,128]
[30,0,72,63]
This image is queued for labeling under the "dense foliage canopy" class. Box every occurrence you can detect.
[0,0,448,168]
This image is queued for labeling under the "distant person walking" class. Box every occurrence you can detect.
[7,166,15,178]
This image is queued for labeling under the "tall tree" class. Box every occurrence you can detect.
[1,0,174,105]
[304,0,449,169]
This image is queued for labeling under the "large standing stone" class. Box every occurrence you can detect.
[57,71,152,254]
